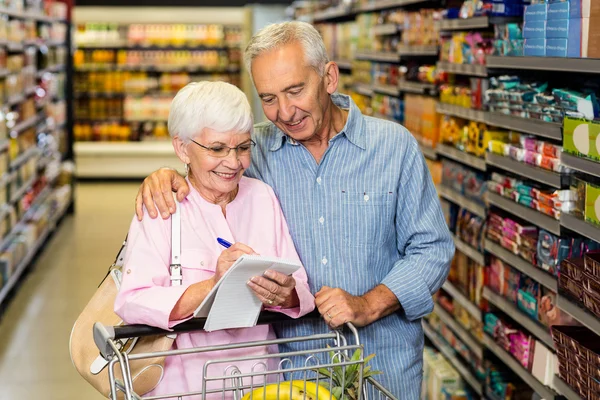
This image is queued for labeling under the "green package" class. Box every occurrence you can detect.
[585,182,600,227]
[563,117,600,163]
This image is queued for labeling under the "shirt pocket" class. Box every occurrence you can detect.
[341,191,395,247]
[179,249,216,286]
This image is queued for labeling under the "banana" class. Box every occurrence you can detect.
[290,380,337,400]
[242,382,302,400]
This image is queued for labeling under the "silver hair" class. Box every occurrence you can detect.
[168,81,253,141]
[244,21,329,76]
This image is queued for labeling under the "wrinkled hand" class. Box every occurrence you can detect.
[247,270,299,309]
[135,168,189,220]
[315,286,374,329]
[213,243,257,284]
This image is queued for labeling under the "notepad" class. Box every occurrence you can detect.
[193,255,302,331]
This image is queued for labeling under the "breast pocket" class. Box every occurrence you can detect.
[341,192,395,247]
[179,249,216,286]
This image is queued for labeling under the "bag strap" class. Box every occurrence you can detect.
[169,193,182,287]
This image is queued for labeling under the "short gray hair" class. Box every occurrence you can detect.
[168,81,253,141]
[244,21,329,76]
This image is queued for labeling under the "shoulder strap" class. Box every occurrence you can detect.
[169,193,182,287]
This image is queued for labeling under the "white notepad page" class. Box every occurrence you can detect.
[193,255,301,331]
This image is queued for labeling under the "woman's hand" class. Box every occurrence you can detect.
[213,243,257,284]
[247,271,299,309]
[135,168,190,221]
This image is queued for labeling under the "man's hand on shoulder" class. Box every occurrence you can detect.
[135,168,190,221]
[315,285,402,329]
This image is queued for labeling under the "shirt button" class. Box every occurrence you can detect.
[200,261,204,266]
[322,257,328,265]
[319,216,324,224]
[316,177,322,184]
[364,195,369,202]
[127,269,131,274]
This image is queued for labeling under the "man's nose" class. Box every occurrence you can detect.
[278,98,295,121]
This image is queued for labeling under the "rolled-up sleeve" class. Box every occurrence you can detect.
[381,136,454,321]
[265,185,315,318]
[114,210,192,330]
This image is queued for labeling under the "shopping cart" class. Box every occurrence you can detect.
[93,312,397,400]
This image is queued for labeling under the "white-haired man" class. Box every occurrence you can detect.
[135,21,454,399]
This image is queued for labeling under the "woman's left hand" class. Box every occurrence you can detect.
[247,270,299,309]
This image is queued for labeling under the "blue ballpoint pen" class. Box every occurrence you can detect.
[217,237,232,249]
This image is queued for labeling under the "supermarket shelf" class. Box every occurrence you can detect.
[561,152,600,179]
[7,93,25,106]
[36,64,65,77]
[560,213,600,244]
[397,80,437,95]
[483,335,557,400]
[437,16,490,31]
[313,5,355,22]
[437,185,486,219]
[353,83,374,97]
[436,103,488,124]
[12,114,42,134]
[6,41,24,52]
[487,192,561,236]
[419,143,437,160]
[357,0,431,13]
[436,143,486,171]
[398,45,438,56]
[0,140,8,152]
[487,112,562,141]
[453,234,485,265]
[0,7,66,23]
[77,44,235,51]
[10,175,36,203]
[423,321,484,396]
[486,152,569,189]
[75,65,240,74]
[482,287,554,348]
[553,375,583,400]
[372,83,400,97]
[74,141,185,179]
[441,280,482,322]
[486,55,600,75]
[335,59,352,70]
[355,51,400,63]
[10,147,41,170]
[0,69,9,78]
[434,303,484,359]
[484,239,557,292]
[436,61,487,77]
[557,294,600,336]
[372,24,400,36]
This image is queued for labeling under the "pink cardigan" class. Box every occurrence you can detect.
[115,176,315,399]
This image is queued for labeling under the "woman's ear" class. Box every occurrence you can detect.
[172,136,191,165]
[324,61,340,95]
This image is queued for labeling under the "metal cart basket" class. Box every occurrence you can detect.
[93,312,397,400]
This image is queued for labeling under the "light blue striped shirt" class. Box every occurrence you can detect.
[246,94,454,399]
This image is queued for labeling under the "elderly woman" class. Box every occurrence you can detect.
[114,81,315,399]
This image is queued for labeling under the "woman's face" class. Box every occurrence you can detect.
[176,127,252,201]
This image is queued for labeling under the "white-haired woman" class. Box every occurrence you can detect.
[114,81,315,399]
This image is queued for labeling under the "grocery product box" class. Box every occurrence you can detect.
[548,2,570,20]
[563,117,600,162]
[523,20,547,38]
[524,39,547,56]
[547,38,568,57]
[585,181,600,227]
[524,3,548,21]
[546,19,570,38]
[569,0,600,18]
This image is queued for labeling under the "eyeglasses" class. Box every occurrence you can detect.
[189,139,256,158]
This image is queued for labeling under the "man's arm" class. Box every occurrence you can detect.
[379,134,454,321]
[135,168,190,220]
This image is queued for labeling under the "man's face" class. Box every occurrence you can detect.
[251,41,334,142]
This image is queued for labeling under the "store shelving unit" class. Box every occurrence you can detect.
[560,213,600,244]
[436,103,488,124]
[436,61,487,77]
[397,80,436,95]
[441,280,482,322]
[486,112,562,141]
[483,335,558,400]
[372,83,400,97]
[419,143,437,161]
[335,59,353,70]
[437,185,486,219]
[397,44,438,56]
[556,294,600,336]
[486,55,600,74]
[433,303,484,358]
[423,320,484,396]
[436,143,486,171]
[487,192,561,236]
[485,152,569,189]
[482,287,554,348]
[553,375,583,400]
[560,152,600,179]
[437,16,490,31]
[0,5,74,309]
[355,50,400,63]
[372,23,400,36]
[452,234,485,265]
[484,239,557,291]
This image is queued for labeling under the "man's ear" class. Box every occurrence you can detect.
[323,61,340,95]
[172,136,191,165]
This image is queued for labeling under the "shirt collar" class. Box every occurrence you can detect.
[269,93,366,151]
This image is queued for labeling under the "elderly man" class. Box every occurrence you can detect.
[135,21,454,399]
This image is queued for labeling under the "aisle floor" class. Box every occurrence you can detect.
[0,182,141,400]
